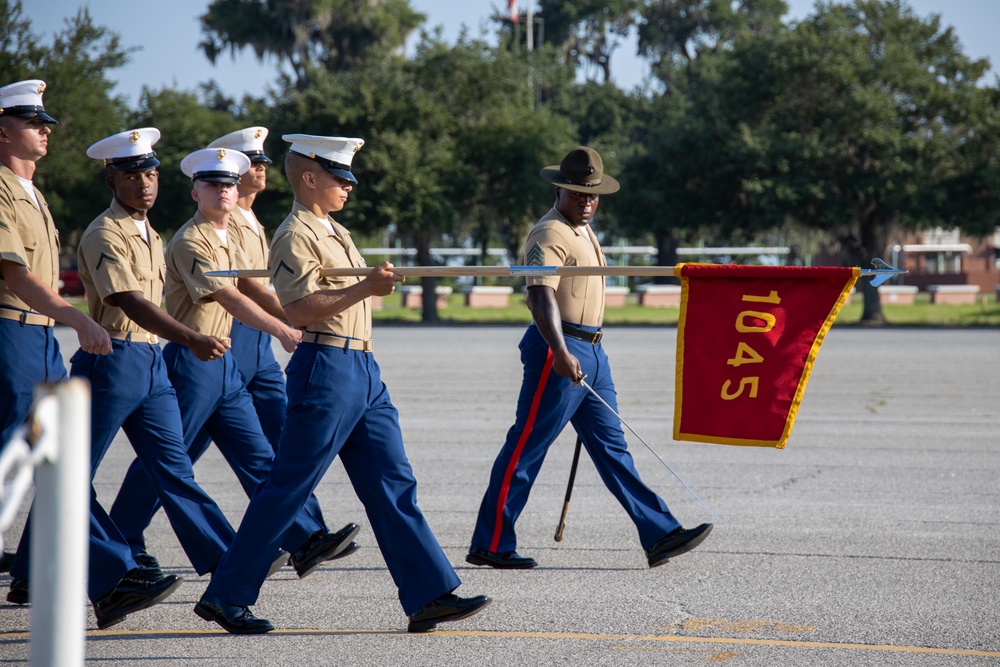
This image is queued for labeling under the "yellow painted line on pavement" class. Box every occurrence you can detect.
[2,628,998,658]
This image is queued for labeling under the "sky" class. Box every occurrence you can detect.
[20,0,1000,105]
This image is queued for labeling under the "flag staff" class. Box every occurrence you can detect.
[526,0,534,52]
[207,259,905,286]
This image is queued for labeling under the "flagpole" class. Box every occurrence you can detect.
[206,260,904,285]
[578,378,721,524]
[527,0,533,52]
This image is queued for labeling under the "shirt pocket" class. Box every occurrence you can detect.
[18,225,40,264]
[130,263,153,288]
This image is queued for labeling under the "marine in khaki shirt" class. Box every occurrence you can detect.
[0,80,109,355]
[164,149,298,350]
[64,127,240,612]
[467,147,712,571]
[522,205,607,329]
[77,153,228,360]
[0,163,59,318]
[198,136,490,636]
[269,201,373,341]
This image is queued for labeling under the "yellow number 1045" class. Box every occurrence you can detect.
[721,291,781,401]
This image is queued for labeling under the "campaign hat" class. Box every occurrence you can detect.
[539,146,619,195]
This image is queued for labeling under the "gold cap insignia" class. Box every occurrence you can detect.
[130,130,141,143]
[254,128,263,139]
[37,82,46,94]
[217,149,227,159]
[309,153,316,159]
[353,144,362,153]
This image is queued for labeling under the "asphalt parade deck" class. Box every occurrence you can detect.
[2,326,998,666]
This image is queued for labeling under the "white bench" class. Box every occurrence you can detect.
[928,284,980,305]
[461,285,514,308]
[635,284,681,307]
[877,285,918,305]
[399,285,453,309]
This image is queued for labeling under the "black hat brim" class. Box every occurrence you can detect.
[193,171,240,185]
[1,108,59,124]
[109,156,160,173]
[319,163,357,184]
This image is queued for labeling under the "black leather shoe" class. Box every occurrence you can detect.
[290,523,360,578]
[0,550,14,573]
[407,593,492,633]
[194,594,274,634]
[93,570,183,629]
[466,547,537,569]
[6,578,28,605]
[266,550,290,578]
[134,550,161,571]
[646,523,713,568]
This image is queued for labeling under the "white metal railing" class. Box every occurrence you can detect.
[0,379,90,667]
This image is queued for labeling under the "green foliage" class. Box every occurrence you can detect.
[532,0,641,82]
[731,0,1000,319]
[269,36,576,260]
[6,0,1000,328]
[199,0,425,89]
[127,88,245,234]
[0,1,134,245]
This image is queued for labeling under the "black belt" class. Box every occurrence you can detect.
[562,323,603,345]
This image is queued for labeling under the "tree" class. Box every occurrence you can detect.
[618,1,789,275]
[733,0,999,322]
[268,36,575,320]
[127,87,245,234]
[0,1,134,242]
[637,0,787,89]
[199,0,424,90]
[525,0,640,84]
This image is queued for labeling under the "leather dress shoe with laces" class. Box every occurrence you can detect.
[195,594,274,634]
[290,523,360,578]
[0,550,13,573]
[6,578,28,605]
[466,547,537,569]
[407,593,492,633]
[94,570,183,629]
[646,523,713,568]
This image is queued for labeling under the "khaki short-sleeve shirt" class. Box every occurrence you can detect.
[0,164,59,315]
[269,201,371,339]
[164,211,246,338]
[78,199,165,334]
[523,207,606,327]
[231,206,269,286]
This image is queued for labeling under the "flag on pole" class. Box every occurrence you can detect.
[508,0,519,23]
[673,264,858,449]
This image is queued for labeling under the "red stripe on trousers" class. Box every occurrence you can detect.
[490,348,555,553]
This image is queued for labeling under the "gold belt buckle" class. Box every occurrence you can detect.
[362,339,374,352]
[591,330,603,344]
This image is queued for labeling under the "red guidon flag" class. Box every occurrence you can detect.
[673,264,858,449]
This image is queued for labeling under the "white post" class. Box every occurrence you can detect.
[30,379,89,667]
[527,0,534,52]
